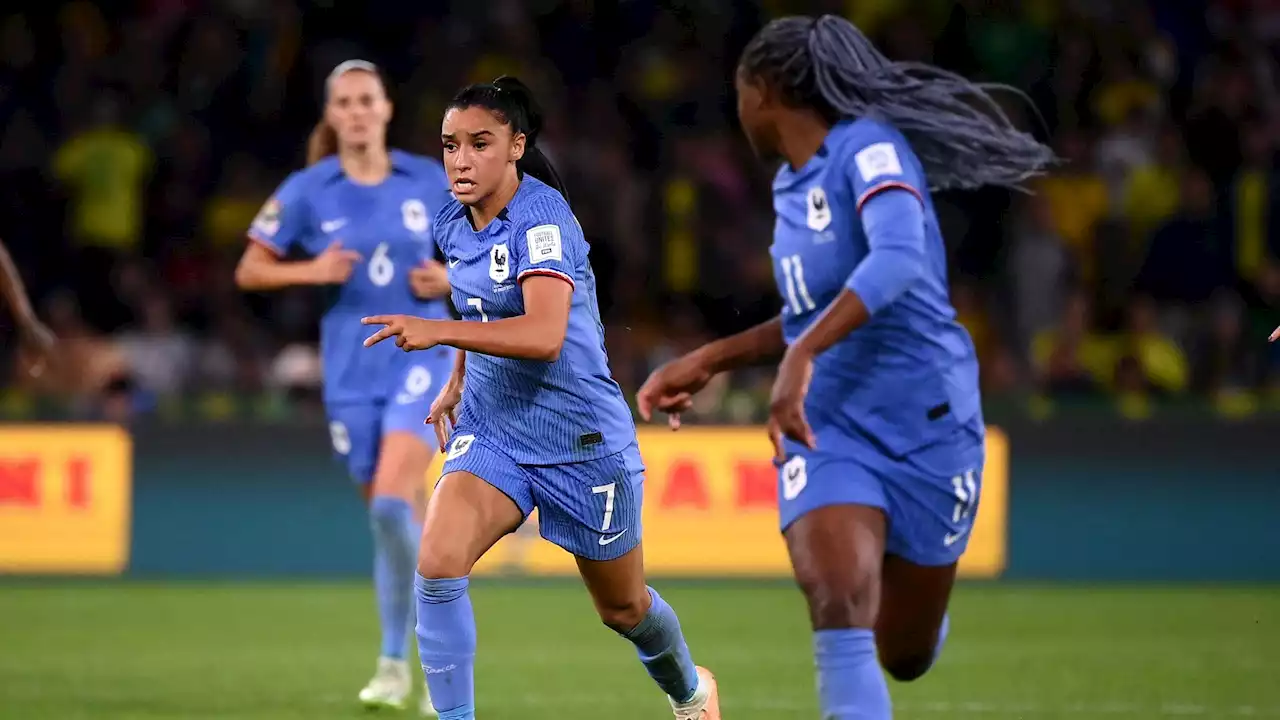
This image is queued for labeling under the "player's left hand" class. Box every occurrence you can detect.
[361,315,443,351]
[410,260,451,299]
[768,347,816,462]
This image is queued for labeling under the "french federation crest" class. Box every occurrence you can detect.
[402,199,428,233]
[807,186,831,231]
[489,243,510,283]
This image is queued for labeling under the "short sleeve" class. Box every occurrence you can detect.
[247,172,311,255]
[513,195,584,290]
[842,130,926,213]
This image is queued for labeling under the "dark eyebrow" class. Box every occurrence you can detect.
[441,130,495,141]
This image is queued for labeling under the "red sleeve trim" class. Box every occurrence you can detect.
[855,181,924,213]
[517,268,575,290]
[247,232,285,256]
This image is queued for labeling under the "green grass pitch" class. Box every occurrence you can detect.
[0,581,1276,718]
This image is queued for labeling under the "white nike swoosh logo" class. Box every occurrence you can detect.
[320,219,347,233]
[448,259,460,268]
[943,527,970,547]
[598,530,628,546]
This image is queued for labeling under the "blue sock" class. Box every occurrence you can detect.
[620,587,700,703]
[369,496,420,660]
[814,628,891,720]
[416,574,475,719]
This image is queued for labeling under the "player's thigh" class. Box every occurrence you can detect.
[528,446,649,625]
[420,431,533,578]
[874,423,984,672]
[326,402,383,487]
[779,441,888,630]
[372,363,447,503]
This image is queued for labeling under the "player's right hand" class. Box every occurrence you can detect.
[636,352,713,430]
[1270,325,1279,342]
[310,240,362,284]
[426,381,463,452]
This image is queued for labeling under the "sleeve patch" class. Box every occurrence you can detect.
[854,142,904,183]
[251,197,282,239]
[525,224,563,264]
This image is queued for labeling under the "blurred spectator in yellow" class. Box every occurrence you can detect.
[53,96,151,256]
[1114,295,1189,396]
[203,153,270,257]
[1032,289,1113,397]
[1123,124,1185,243]
[1228,118,1279,295]
[1038,130,1108,285]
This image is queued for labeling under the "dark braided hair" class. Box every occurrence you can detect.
[739,15,1056,191]
[447,76,570,203]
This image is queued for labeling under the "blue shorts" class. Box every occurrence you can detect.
[326,357,450,484]
[778,419,985,566]
[439,431,645,561]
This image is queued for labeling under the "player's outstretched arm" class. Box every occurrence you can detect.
[363,275,570,362]
[637,316,784,428]
[235,240,363,291]
[0,239,56,365]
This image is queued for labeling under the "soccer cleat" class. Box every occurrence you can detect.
[419,682,437,717]
[670,666,721,719]
[358,656,412,710]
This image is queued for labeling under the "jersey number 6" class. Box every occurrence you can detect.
[369,242,394,287]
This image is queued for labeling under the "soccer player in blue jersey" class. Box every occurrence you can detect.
[638,16,1054,720]
[234,60,453,715]
[359,75,721,720]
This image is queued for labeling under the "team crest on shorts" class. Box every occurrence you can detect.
[489,243,511,283]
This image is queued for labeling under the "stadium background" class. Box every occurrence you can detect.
[0,1,1277,718]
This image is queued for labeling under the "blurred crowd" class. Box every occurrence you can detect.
[1,0,1279,422]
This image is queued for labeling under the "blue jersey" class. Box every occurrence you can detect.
[248,151,453,406]
[434,176,636,465]
[770,118,981,457]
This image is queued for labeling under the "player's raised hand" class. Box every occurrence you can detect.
[1270,326,1280,342]
[636,352,712,430]
[310,240,362,284]
[426,379,463,451]
[768,348,816,462]
[362,315,444,351]
[410,260,451,299]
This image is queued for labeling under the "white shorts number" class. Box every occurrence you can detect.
[403,366,432,396]
[368,242,394,287]
[951,470,978,523]
[591,482,617,531]
[329,421,352,455]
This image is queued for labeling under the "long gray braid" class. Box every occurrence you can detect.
[740,15,1056,192]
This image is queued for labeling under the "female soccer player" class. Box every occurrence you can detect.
[0,238,56,373]
[637,16,1054,719]
[360,75,720,720]
[234,60,452,715]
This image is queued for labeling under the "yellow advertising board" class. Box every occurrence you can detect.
[474,426,1008,578]
[0,426,132,574]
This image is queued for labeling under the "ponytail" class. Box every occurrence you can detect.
[306,120,338,166]
[448,75,571,204]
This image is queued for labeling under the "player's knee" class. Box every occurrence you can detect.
[880,648,934,683]
[596,596,649,634]
[797,567,880,629]
[417,546,470,580]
